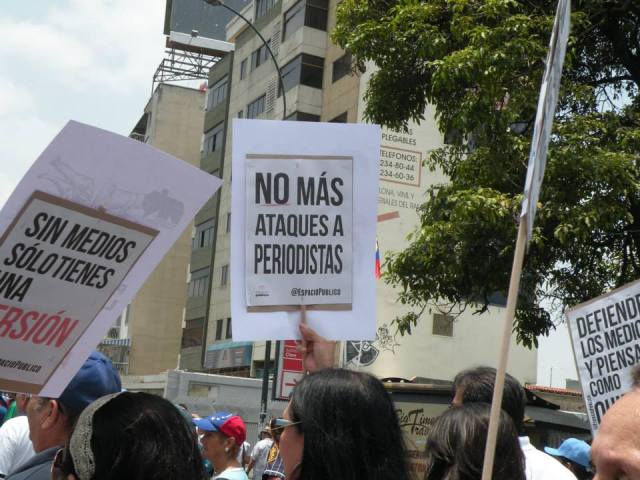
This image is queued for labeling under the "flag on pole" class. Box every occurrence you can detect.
[520,0,571,245]
[375,239,381,279]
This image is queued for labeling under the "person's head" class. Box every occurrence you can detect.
[267,417,285,444]
[282,368,410,480]
[452,366,526,433]
[424,402,525,480]
[544,438,592,480]
[259,427,272,441]
[591,389,640,479]
[51,391,205,480]
[193,412,246,468]
[27,351,121,452]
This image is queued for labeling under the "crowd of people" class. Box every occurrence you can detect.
[0,323,635,480]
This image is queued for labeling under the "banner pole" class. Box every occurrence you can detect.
[481,219,527,480]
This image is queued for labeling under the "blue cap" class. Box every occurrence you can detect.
[57,351,122,414]
[544,438,591,470]
[193,411,246,445]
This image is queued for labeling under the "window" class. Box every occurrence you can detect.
[226,212,231,233]
[432,313,454,337]
[329,112,348,123]
[181,318,204,348]
[251,39,271,71]
[283,0,328,41]
[207,76,228,110]
[193,219,215,249]
[255,0,275,19]
[203,123,224,154]
[283,0,305,40]
[215,319,224,340]
[220,264,229,286]
[279,54,324,95]
[240,59,248,80]
[247,94,266,119]
[332,51,352,83]
[187,269,210,298]
[225,318,232,339]
[286,111,320,121]
[238,110,244,118]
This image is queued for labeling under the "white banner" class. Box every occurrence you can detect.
[520,0,571,243]
[566,278,640,432]
[0,121,221,396]
[231,119,380,341]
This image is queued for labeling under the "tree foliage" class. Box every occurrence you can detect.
[333,0,640,347]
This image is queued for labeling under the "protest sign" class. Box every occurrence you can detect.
[0,121,221,396]
[231,119,380,341]
[245,155,352,308]
[274,340,304,400]
[566,279,640,432]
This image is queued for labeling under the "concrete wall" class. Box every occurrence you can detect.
[127,84,205,375]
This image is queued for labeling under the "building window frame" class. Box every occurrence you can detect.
[250,39,271,72]
[220,264,229,286]
[432,313,454,337]
[255,0,275,19]
[332,51,352,83]
[225,318,232,339]
[279,54,324,96]
[329,112,348,123]
[283,0,328,41]
[240,58,248,80]
[187,268,210,298]
[215,318,224,340]
[193,219,215,249]
[207,76,228,110]
[203,122,225,154]
[286,111,320,122]
[247,94,266,119]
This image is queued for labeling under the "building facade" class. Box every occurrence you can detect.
[99,83,206,376]
[178,0,537,384]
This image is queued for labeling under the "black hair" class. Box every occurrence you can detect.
[61,392,206,480]
[556,457,593,480]
[453,366,526,433]
[289,368,410,480]
[424,403,525,480]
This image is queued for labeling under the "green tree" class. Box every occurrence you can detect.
[333,0,640,347]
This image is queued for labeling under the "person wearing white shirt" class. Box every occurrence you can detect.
[452,366,577,480]
[0,416,35,478]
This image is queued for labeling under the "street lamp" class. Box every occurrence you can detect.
[204,0,287,120]
[203,0,287,425]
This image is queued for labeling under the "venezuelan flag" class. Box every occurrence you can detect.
[375,239,381,279]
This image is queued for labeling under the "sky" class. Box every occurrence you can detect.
[1,0,577,388]
[0,0,167,207]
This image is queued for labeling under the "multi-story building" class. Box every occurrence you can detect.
[99,83,206,376]
[179,0,537,385]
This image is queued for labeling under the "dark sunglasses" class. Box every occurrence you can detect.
[271,418,302,431]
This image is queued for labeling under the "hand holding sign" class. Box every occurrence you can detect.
[296,313,336,373]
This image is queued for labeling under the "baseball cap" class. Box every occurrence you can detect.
[57,351,122,415]
[193,412,246,445]
[544,438,591,470]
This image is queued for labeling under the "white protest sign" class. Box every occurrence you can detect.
[231,119,380,340]
[245,155,352,307]
[520,0,571,243]
[0,121,221,396]
[566,279,640,432]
